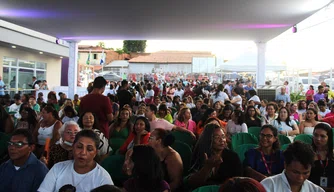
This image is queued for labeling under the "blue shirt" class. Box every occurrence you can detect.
[244,148,285,176]
[0,80,5,96]
[0,153,49,192]
[275,94,291,103]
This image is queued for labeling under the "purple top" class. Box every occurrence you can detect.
[124,178,170,192]
[313,93,325,103]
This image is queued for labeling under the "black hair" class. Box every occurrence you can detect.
[153,128,175,147]
[200,108,215,123]
[11,129,34,145]
[284,141,315,169]
[276,107,292,126]
[260,125,280,151]
[191,123,222,171]
[158,103,168,113]
[305,108,319,121]
[73,129,100,149]
[19,105,38,132]
[318,85,324,90]
[93,76,107,89]
[59,184,76,192]
[312,123,333,160]
[317,99,326,107]
[220,177,266,192]
[249,90,257,97]
[121,80,128,87]
[77,111,100,130]
[133,116,150,134]
[233,110,245,125]
[43,105,60,120]
[215,84,224,98]
[64,106,76,117]
[245,106,260,119]
[13,94,20,100]
[147,83,152,90]
[131,145,164,191]
[91,185,122,192]
[148,104,158,114]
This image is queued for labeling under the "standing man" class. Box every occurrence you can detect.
[224,80,232,97]
[261,141,324,192]
[117,80,134,109]
[0,129,48,192]
[29,76,37,89]
[0,75,5,96]
[80,77,113,137]
[244,81,254,99]
[314,85,325,103]
[275,86,291,104]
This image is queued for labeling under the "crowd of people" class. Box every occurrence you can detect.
[0,76,334,192]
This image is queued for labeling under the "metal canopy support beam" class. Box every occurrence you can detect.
[68,41,78,99]
[256,42,267,87]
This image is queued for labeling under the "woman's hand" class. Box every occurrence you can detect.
[40,155,47,165]
[123,149,134,175]
[203,153,223,169]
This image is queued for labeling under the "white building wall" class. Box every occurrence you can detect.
[129,63,192,74]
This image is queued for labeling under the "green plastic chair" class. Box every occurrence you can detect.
[278,135,291,145]
[192,185,220,192]
[101,154,129,187]
[171,130,196,148]
[294,134,313,145]
[231,133,258,151]
[248,127,261,140]
[171,140,192,176]
[281,143,290,151]
[234,144,258,163]
[109,138,126,154]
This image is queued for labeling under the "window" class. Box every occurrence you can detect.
[93,54,97,59]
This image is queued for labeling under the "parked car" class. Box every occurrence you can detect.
[324,78,334,89]
[299,77,320,93]
[100,72,123,82]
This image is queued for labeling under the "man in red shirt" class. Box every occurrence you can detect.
[80,77,113,138]
[153,82,160,97]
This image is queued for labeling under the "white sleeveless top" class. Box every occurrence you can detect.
[303,127,314,135]
[38,121,57,145]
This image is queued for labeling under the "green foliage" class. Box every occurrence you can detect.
[115,48,124,55]
[97,42,105,48]
[290,92,305,102]
[123,40,147,53]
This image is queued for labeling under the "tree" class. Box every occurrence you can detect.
[123,40,147,53]
[97,42,105,48]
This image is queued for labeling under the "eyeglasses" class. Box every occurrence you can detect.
[65,131,79,136]
[8,141,29,148]
[212,135,226,141]
[259,133,274,139]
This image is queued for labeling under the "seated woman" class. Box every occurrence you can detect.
[299,108,319,135]
[123,145,170,192]
[38,129,113,192]
[289,103,301,124]
[174,107,197,134]
[245,106,262,128]
[109,108,133,140]
[261,103,278,126]
[16,105,37,133]
[45,121,81,169]
[244,125,284,181]
[196,108,217,136]
[187,124,242,189]
[226,110,248,137]
[34,105,63,157]
[272,107,299,137]
[119,116,150,155]
[147,128,183,191]
[219,104,233,122]
[157,104,173,123]
[77,112,111,158]
[61,106,79,123]
[58,99,77,120]
[212,101,224,118]
[301,101,321,120]
[309,123,334,190]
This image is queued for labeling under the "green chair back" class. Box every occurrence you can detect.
[294,134,313,145]
[171,140,192,176]
[171,130,196,148]
[281,143,290,151]
[101,154,129,187]
[231,133,258,151]
[248,127,261,140]
[234,144,258,163]
[192,185,220,192]
[109,138,126,154]
[278,135,291,145]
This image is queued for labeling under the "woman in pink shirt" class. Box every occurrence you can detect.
[305,85,314,104]
[174,107,196,133]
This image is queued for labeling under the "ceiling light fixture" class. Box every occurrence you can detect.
[60,56,63,58]
[39,52,43,54]
[11,45,16,48]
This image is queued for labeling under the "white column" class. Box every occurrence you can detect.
[256,42,267,87]
[68,41,79,99]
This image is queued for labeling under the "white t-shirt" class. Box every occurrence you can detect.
[261,171,324,192]
[249,95,260,103]
[62,116,79,123]
[211,91,229,104]
[136,92,143,102]
[145,90,154,99]
[272,120,297,132]
[232,95,242,107]
[226,120,248,135]
[38,160,113,192]
[319,109,330,118]
[174,89,185,99]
